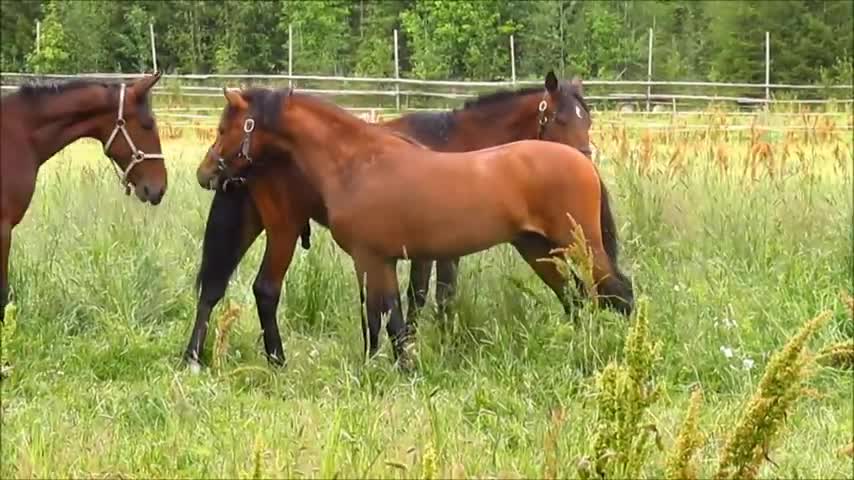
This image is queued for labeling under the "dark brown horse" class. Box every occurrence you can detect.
[194,87,633,369]
[0,73,167,322]
[185,72,600,367]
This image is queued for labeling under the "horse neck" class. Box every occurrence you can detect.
[24,87,115,165]
[450,93,543,147]
[271,100,380,196]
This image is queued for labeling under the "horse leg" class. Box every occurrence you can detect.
[512,232,584,317]
[545,212,634,317]
[435,258,461,319]
[355,253,412,368]
[185,189,262,366]
[0,221,10,324]
[252,225,300,366]
[405,260,433,325]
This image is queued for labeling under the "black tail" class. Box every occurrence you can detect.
[195,187,257,296]
[598,177,634,315]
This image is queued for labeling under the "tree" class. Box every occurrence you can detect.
[26,0,70,73]
[1,0,42,71]
[352,0,409,77]
[401,0,517,80]
[279,0,353,76]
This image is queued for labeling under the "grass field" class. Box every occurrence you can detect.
[1,109,852,478]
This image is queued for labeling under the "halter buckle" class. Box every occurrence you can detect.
[538,100,548,112]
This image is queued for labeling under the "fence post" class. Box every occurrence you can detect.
[646,27,653,112]
[765,31,770,110]
[510,34,516,86]
[35,20,41,54]
[288,24,293,88]
[149,23,158,74]
[394,29,400,111]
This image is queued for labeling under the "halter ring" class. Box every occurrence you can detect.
[244,118,256,133]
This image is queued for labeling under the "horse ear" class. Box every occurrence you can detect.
[223,87,249,110]
[545,70,559,94]
[131,71,163,96]
[570,75,583,95]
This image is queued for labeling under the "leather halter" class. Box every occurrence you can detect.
[207,117,256,191]
[535,92,593,158]
[104,83,165,195]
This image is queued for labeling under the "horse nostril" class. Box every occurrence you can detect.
[143,185,151,197]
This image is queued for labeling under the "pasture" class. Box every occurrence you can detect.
[1,107,852,478]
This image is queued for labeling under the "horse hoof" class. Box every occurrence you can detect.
[183,351,204,373]
[267,352,287,368]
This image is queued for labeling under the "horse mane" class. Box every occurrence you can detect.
[239,88,292,130]
[386,129,429,149]
[17,78,116,100]
[459,86,542,112]
[459,82,589,115]
[241,87,382,139]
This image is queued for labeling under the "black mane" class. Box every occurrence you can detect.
[239,88,291,130]
[460,86,542,111]
[18,78,116,99]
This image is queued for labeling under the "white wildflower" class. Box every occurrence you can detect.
[742,358,755,370]
[720,346,734,358]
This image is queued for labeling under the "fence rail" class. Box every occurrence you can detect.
[2,71,852,115]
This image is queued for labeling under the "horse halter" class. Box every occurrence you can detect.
[103,83,165,195]
[536,93,557,141]
[535,92,594,158]
[208,117,256,191]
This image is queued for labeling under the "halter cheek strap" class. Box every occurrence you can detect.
[103,83,165,194]
[536,94,555,140]
[535,93,594,158]
[209,117,256,191]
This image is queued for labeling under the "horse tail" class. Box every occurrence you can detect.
[598,176,634,315]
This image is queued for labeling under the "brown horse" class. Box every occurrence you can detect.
[195,88,633,369]
[185,72,599,367]
[0,72,167,322]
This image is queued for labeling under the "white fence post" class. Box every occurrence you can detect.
[394,29,400,111]
[646,27,653,112]
[288,24,293,88]
[35,20,41,54]
[149,23,158,74]
[765,31,771,110]
[510,34,516,86]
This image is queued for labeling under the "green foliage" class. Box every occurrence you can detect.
[584,298,662,478]
[714,312,831,480]
[1,303,17,376]
[7,0,853,84]
[353,0,405,77]
[25,0,69,73]
[0,0,42,71]
[280,0,353,76]
[664,388,705,480]
[117,4,154,73]
[401,0,517,80]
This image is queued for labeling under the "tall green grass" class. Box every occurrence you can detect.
[0,110,851,478]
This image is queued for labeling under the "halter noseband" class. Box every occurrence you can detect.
[103,83,165,195]
[209,117,256,191]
